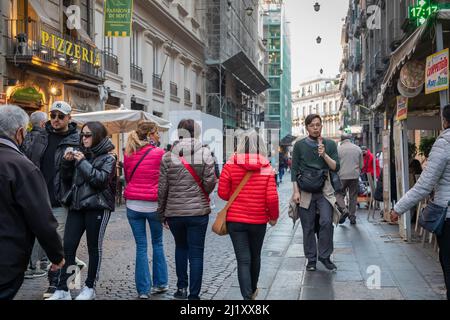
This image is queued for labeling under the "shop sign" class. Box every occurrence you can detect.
[10,87,43,103]
[104,0,134,37]
[425,48,449,94]
[396,96,408,121]
[41,30,101,66]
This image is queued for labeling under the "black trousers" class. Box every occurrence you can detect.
[437,219,450,300]
[228,222,266,300]
[57,209,110,291]
[0,274,24,300]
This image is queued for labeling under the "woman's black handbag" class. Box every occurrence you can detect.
[329,171,343,193]
[418,201,449,236]
[297,169,328,193]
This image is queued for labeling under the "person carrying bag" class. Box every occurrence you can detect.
[218,130,279,300]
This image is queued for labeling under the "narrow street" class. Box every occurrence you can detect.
[16,178,446,300]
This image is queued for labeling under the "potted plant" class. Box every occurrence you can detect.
[419,136,436,159]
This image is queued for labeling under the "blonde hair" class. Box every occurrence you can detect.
[236,130,267,157]
[125,120,158,155]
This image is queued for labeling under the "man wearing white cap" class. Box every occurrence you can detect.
[22,101,85,298]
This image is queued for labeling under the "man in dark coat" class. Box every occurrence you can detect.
[0,105,64,300]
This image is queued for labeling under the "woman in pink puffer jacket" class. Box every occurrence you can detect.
[124,120,168,299]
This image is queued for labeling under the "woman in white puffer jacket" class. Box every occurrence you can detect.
[392,104,450,300]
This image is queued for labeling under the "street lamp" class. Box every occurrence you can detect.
[316,36,322,44]
[320,68,323,74]
[245,7,254,16]
[262,38,268,46]
[314,2,321,12]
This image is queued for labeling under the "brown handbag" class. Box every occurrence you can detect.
[212,171,253,236]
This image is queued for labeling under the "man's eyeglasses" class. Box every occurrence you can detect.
[50,113,66,120]
[80,133,93,138]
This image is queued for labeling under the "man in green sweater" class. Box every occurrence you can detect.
[291,114,340,272]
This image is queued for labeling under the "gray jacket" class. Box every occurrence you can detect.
[338,139,363,180]
[157,138,216,218]
[394,129,450,218]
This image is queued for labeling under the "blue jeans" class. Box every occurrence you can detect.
[127,208,168,295]
[167,215,208,300]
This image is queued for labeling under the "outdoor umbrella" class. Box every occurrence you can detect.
[71,108,171,134]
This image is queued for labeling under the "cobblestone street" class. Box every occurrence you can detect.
[15,178,446,300]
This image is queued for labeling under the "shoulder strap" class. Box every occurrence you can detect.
[129,147,153,182]
[223,171,254,212]
[179,156,211,203]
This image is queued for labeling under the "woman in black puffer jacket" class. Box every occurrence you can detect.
[47,121,117,301]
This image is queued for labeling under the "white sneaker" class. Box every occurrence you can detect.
[75,257,87,270]
[75,286,96,300]
[46,290,72,300]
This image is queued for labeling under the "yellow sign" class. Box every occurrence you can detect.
[41,30,101,66]
[396,96,408,121]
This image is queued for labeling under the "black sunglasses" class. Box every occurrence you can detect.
[50,113,66,120]
[80,133,93,138]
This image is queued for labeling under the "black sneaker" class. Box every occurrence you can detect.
[319,257,337,271]
[350,217,357,225]
[306,260,316,271]
[43,286,56,299]
[173,288,187,300]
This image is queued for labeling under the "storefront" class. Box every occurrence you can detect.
[2,2,104,115]
[372,10,450,241]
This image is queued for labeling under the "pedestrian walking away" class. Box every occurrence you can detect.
[0,105,65,300]
[21,101,86,298]
[391,104,450,300]
[218,130,279,300]
[124,120,168,299]
[158,119,216,300]
[291,114,341,272]
[336,133,363,225]
[47,121,117,300]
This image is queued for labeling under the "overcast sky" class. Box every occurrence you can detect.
[285,0,349,90]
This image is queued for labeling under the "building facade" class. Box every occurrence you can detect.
[262,0,292,141]
[292,77,342,141]
[203,0,269,159]
[1,0,104,114]
[94,0,208,124]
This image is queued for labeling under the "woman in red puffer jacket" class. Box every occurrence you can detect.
[124,120,168,299]
[218,130,279,300]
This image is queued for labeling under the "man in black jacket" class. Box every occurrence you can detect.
[0,105,65,300]
[22,100,82,298]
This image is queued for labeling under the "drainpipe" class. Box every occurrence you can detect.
[436,22,449,112]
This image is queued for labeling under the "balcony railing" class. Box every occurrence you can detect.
[4,18,103,80]
[184,88,191,102]
[104,52,118,74]
[170,82,178,96]
[131,64,143,83]
[152,74,162,90]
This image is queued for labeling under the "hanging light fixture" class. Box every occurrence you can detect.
[245,7,254,16]
[314,2,321,12]
[316,36,322,44]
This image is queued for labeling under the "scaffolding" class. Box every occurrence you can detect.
[204,0,264,129]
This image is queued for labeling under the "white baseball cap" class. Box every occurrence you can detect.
[50,101,72,115]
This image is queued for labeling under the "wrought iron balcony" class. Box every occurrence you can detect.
[152,74,162,90]
[104,52,118,74]
[4,18,104,82]
[131,64,143,83]
[170,82,178,96]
